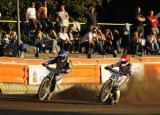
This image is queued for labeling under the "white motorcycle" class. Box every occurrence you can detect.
[100,67,129,105]
[38,65,64,101]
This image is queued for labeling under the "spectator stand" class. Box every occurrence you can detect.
[1,20,160,58]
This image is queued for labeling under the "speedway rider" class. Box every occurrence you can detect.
[42,49,72,99]
[105,54,134,104]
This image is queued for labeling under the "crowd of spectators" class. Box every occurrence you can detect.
[0,1,160,58]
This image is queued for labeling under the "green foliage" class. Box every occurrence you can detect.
[0,0,102,22]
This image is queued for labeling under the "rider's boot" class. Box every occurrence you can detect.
[114,90,120,104]
[47,92,53,100]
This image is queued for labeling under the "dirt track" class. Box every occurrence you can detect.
[49,78,160,106]
[119,78,160,105]
[0,79,160,114]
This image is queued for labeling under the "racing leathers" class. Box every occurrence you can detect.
[43,56,72,81]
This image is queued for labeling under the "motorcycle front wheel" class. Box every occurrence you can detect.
[38,77,51,101]
[100,79,113,103]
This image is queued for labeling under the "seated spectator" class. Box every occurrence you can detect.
[49,29,59,54]
[138,31,146,55]
[132,31,143,56]
[57,26,71,51]
[1,34,10,47]
[146,30,160,54]
[34,30,46,57]
[95,29,105,55]
[81,27,97,54]
[68,26,81,53]
[112,29,121,57]
[104,29,113,54]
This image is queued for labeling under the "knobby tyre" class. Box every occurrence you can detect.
[100,79,112,103]
[38,77,51,101]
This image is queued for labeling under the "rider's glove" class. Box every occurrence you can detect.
[42,63,46,66]
[62,69,68,74]
[126,73,131,76]
[105,66,110,70]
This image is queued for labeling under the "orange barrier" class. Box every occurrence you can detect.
[62,65,100,84]
[0,57,160,85]
[144,63,160,80]
[0,63,28,84]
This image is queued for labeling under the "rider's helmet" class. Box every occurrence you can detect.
[120,54,130,66]
[58,50,68,62]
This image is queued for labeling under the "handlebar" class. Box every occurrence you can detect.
[43,64,65,74]
[106,67,128,76]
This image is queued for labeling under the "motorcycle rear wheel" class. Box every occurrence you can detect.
[100,79,113,103]
[38,77,51,101]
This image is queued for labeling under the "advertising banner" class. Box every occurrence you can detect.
[29,65,55,85]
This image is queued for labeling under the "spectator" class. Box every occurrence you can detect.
[112,29,121,57]
[34,30,46,57]
[81,27,97,54]
[37,1,53,31]
[132,31,143,56]
[85,6,97,31]
[95,29,105,55]
[147,10,159,34]
[146,30,160,54]
[56,4,70,32]
[57,26,71,51]
[26,2,41,31]
[104,29,113,54]
[133,6,146,36]
[122,23,131,54]
[49,29,58,54]
[68,26,75,53]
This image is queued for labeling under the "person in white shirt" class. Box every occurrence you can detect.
[26,2,41,31]
[56,4,69,32]
[57,26,71,51]
[81,27,97,54]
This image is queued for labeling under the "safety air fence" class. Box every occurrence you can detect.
[0,57,160,86]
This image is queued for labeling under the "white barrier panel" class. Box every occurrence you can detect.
[29,65,56,85]
[29,65,49,85]
[101,64,119,83]
[101,63,144,83]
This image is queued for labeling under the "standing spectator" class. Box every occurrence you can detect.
[37,1,53,31]
[147,10,159,34]
[85,6,97,31]
[56,4,69,32]
[133,6,146,36]
[0,12,1,19]
[26,2,41,31]
[57,26,71,51]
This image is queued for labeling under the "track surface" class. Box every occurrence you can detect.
[0,79,160,115]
